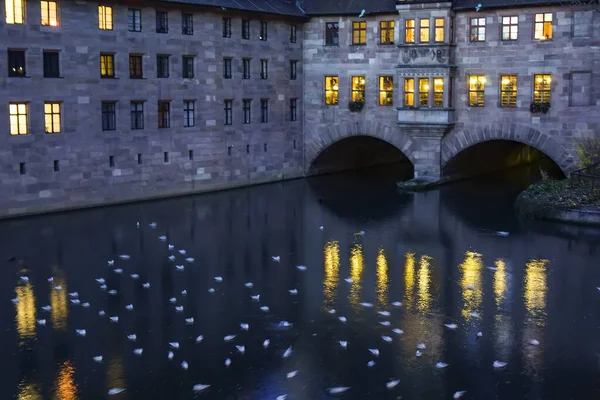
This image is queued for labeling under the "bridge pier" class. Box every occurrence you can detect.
[401,125,451,180]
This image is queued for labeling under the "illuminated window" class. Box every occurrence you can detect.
[405,19,415,43]
[433,78,444,107]
[183,100,195,127]
[5,0,25,24]
[41,0,58,26]
[469,17,485,42]
[434,18,444,42]
[98,5,113,30]
[379,76,393,106]
[419,78,429,106]
[533,74,551,103]
[404,78,414,106]
[351,76,366,102]
[8,50,26,77]
[419,19,430,43]
[158,101,170,128]
[9,103,28,135]
[100,54,114,78]
[502,16,518,40]
[500,75,518,107]
[352,21,367,45]
[325,22,339,45]
[380,21,394,44]
[44,102,61,133]
[534,13,552,40]
[468,75,486,107]
[325,76,339,105]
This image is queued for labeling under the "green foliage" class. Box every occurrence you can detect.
[574,137,600,169]
[529,102,551,114]
[348,100,364,112]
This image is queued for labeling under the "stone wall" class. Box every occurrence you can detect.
[0,0,304,218]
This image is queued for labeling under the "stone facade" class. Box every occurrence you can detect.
[1,0,600,218]
[0,0,304,217]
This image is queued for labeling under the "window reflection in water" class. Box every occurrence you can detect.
[50,267,68,331]
[459,251,483,320]
[349,243,364,311]
[15,280,36,343]
[416,255,433,313]
[323,240,340,311]
[493,259,507,309]
[17,379,42,400]
[403,252,415,309]
[376,248,389,310]
[55,361,77,400]
[493,259,513,361]
[522,259,548,378]
[107,356,126,395]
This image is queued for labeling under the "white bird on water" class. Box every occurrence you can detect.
[168,245,174,250]
[319,226,324,231]
[367,360,376,367]
[369,348,380,357]
[110,316,119,323]
[529,339,540,346]
[149,222,157,228]
[359,302,374,308]
[454,391,467,399]
[378,311,391,317]
[339,340,348,349]
[168,255,176,261]
[328,309,336,314]
[108,388,125,396]
[260,306,270,312]
[416,350,422,357]
[476,332,483,338]
[214,276,223,282]
[392,328,404,335]
[96,278,105,284]
[344,278,354,283]
[272,256,280,262]
[130,274,139,280]
[378,321,391,327]
[100,285,107,290]
[236,345,245,354]
[287,370,298,379]
[493,360,507,368]
[181,361,189,370]
[142,283,150,289]
[288,289,298,295]
[185,257,195,263]
[181,290,187,296]
[108,289,118,295]
[296,265,307,271]
[196,335,204,343]
[208,288,215,293]
[76,329,86,337]
[41,305,52,312]
[283,346,293,358]
[169,297,177,304]
[251,295,260,301]
[185,318,194,325]
[178,249,187,255]
[279,321,293,328]
[245,282,254,288]
[175,265,184,271]
[125,304,134,311]
[98,310,106,316]
[386,379,400,389]
[113,268,123,274]
[338,316,347,323]
[93,355,103,363]
[436,362,449,369]
[108,260,115,266]
[496,231,509,237]
[127,334,137,342]
[240,323,249,331]
[70,299,81,306]
[327,387,350,394]
[169,342,180,349]
[263,339,270,348]
[175,306,184,312]
[159,235,167,241]
[55,285,63,291]
[382,336,393,343]
[225,358,232,367]
[276,395,287,400]
[193,384,210,393]
[391,301,402,307]
[11,298,19,304]
[224,335,236,342]
[444,323,458,330]
[417,343,426,350]
[119,254,130,260]
[47,277,54,282]
[133,348,143,355]
[168,351,174,360]
[38,319,46,326]
[69,292,79,298]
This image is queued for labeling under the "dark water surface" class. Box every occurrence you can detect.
[2,164,600,400]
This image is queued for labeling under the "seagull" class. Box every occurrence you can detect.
[168,351,174,360]
[378,311,391,317]
[416,350,422,357]
[476,332,483,338]
[367,360,376,367]
[149,222,157,228]
[127,334,137,341]
[68,292,79,298]
[529,339,540,346]
[245,282,254,288]
[47,277,54,282]
[382,336,393,343]
[357,230,366,236]
[496,231,509,237]
[392,328,404,335]
[130,274,139,280]
[466,285,474,290]
[100,285,107,290]
[76,329,86,337]
[283,346,293,358]
[487,266,498,271]
[417,343,426,350]
[185,257,195,263]
[260,306,270,312]
[469,312,481,318]
[338,316,347,323]
[179,249,186,255]
[493,360,507,368]
[143,283,150,289]
[251,295,260,301]
[214,276,223,282]
[82,302,90,308]
[168,255,176,261]
[225,358,232,367]
[296,265,307,271]
[175,265,184,271]
[181,290,187,295]
[70,299,81,305]
[358,9,366,18]
[175,306,184,312]
[444,323,458,330]
[454,391,467,399]
[110,316,119,323]
[272,256,280,262]
[125,304,134,311]
[475,3,482,11]
[276,396,287,400]
[339,341,348,349]
[236,345,245,354]
[328,309,336,314]
[168,245,174,250]
[118,254,130,260]
[193,384,210,393]
[386,379,400,389]
[93,356,103,363]
[38,319,47,326]
[196,335,204,343]
[224,335,236,342]
[108,260,115,266]
[208,288,215,293]
[378,321,391,326]
[319,226,324,231]
[169,297,177,303]
[96,278,105,284]
[286,370,298,379]
[240,323,249,331]
[133,348,143,355]
[263,339,270,348]
[41,305,52,312]
[108,388,125,396]
[113,268,123,274]
[55,285,63,290]
[98,310,106,316]
[369,348,380,357]
[360,302,374,308]
[159,235,167,241]
[344,278,354,283]
[391,301,402,307]
[436,362,449,369]
[181,361,189,370]
[186,318,194,325]
[327,387,350,394]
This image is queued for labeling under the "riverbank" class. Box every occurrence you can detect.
[515,179,600,225]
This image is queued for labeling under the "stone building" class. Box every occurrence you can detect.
[0,0,599,217]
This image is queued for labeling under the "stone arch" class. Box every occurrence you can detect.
[305,121,417,173]
[441,123,575,175]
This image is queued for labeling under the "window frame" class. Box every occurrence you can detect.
[182,55,194,79]
[260,59,268,79]
[433,77,444,107]
[379,76,393,106]
[98,5,113,30]
[43,50,60,78]
[533,74,551,103]
[9,103,28,135]
[100,53,115,78]
[158,100,170,128]
[130,101,144,129]
[404,78,415,107]
[380,20,395,45]
[8,49,26,77]
[325,76,339,105]
[101,101,116,131]
[500,75,518,107]
[434,18,445,42]
[128,8,142,32]
[129,54,143,79]
[260,99,269,123]
[41,0,59,27]
[419,18,430,43]
[224,99,233,125]
[242,19,250,40]
[223,17,232,38]
[534,12,553,40]
[325,22,340,45]
[468,75,486,107]
[290,98,297,121]
[182,12,193,35]
[501,16,518,41]
[290,60,297,80]
[44,102,61,134]
[351,76,366,102]
[243,99,251,124]
[156,54,170,78]
[260,20,268,40]
[5,0,25,24]
[156,10,168,34]
[243,58,251,79]
[469,17,486,42]
[223,57,232,79]
[352,21,367,45]
[183,100,195,127]
[418,78,429,107]
[290,24,297,43]
[405,19,415,43]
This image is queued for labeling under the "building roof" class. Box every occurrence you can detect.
[300,0,397,15]
[453,0,565,10]
[161,0,306,17]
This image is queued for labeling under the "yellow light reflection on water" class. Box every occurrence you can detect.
[416,255,433,313]
[349,242,364,310]
[15,281,36,341]
[107,356,126,394]
[50,267,68,331]
[459,251,483,320]
[17,380,42,400]
[404,252,415,309]
[376,248,389,310]
[524,259,548,324]
[493,259,507,308]
[55,361,78,400]
[323,240,340,310]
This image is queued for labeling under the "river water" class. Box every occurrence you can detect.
[2,164,600,400]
